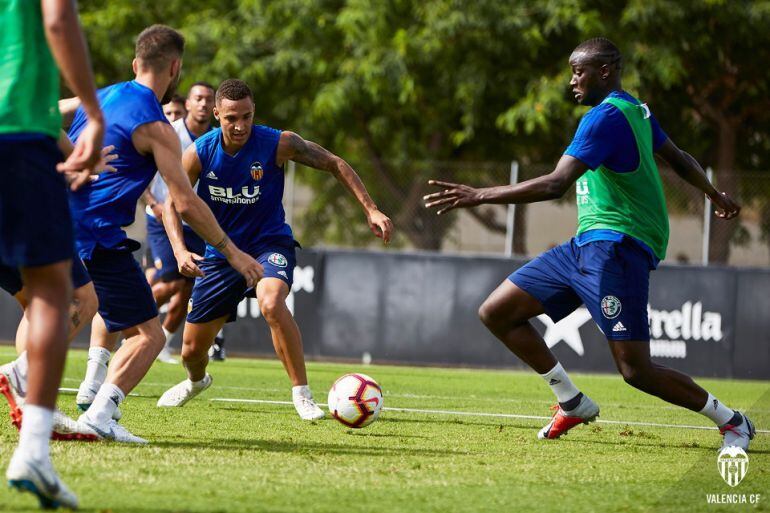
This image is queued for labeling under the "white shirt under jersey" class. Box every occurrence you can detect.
[145,117,199,219]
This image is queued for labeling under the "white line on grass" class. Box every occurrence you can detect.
[209,397,769,434]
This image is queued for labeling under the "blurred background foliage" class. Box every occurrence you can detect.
[78,0,770,262]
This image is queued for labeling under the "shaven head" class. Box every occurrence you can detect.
[568,37,623,106]
[214,79,255,148]
[570,37,622,70]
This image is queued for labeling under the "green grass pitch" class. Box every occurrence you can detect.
[0,346,768,512]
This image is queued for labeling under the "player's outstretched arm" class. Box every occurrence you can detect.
[42,0,104,178]
[276,131,393,244]
[134,121,264,287]
[424,155,588,215]
[655,139,740,219]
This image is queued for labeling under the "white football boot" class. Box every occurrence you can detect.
[77,415,147,444]
[76,380,121,421]
[157,374,212,407]
[292,386,325,421]
[720,412,756,451]
[6,451,78,510]
[155,344,178,364]
[538,394,600,440]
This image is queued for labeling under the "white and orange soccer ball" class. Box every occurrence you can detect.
[327,373,383,428]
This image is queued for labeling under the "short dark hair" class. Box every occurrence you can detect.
[188,82,215,97]
[166,94,186,106]
[572,37,622,69]
[135,25,185,71]
[215,79,253,105]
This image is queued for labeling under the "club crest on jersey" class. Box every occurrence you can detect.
[268,253,288,268]
[601,295,622,319]
[250,161,264,181]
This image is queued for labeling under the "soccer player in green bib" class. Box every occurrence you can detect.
[0,0,105,508]
[425,38,754,450]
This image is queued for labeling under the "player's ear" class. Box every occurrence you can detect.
[132,58,139,75]
[213,106,220,120]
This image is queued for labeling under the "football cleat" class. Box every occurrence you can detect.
[51,409,100,442]
[6,452,78,510]
[77,416,147,444]
[538,394,600,440]
[156,374,212,407]
[155,345,178,364]
[293,389,325,421]
[208,342,226,361]
[76,380,121,421]
[720,412,756,451]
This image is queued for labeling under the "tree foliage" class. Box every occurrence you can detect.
[78,0,770,258]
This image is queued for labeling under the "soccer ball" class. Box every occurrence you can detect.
[327,373,383,428]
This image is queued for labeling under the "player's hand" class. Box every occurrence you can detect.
[227,249,264,288]
[423,180,483,215]
[176,251,205,278]
[710,191,740,220]
[64,145,119,191]
[367,209,393,244]
[57,116,105,187]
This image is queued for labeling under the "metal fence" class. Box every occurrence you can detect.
[286,161,770,268]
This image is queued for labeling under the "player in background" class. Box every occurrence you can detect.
[63,25,263,443]
[0,0,104,508]
[424,38,754,451]
[143,82,217,364]
[157,79,393,420]
[163,94,186,123]
[0,142,116,441]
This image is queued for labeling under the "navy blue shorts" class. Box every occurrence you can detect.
[146,214,206,281]
[510,237,652,341]
[0,256,92,296]
[0,137,73,267]
[84,245,158,333]
[187,242,297,324]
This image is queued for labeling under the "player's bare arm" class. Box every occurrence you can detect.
[424,155,588,215]
[42,0,104,177]
[133,121,264,286]
[656,138,740,219]
[161,144,206,279]
[276,131,393,244]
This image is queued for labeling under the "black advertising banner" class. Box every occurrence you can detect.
[0,249,766,379]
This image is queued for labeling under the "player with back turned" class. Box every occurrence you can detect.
[424,38,754,451]
[157,79,393,420]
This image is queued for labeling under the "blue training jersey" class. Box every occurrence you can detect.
[194,125,293,259]
[68,81,167,259]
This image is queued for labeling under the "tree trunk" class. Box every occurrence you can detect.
[707,119,739,264]
[512,203,527,255]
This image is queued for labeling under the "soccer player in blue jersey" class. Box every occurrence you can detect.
[157,79,393,420]
[425,38,754,451]
[62,26,263,443]
[0,0,105,507]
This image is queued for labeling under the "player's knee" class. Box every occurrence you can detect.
[618,363,651,389]
[478,299,516,330]
[75,286,98,324]
[181,336,208,361]
[258,295,285,324]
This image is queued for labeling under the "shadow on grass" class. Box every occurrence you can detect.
[151,436,468,457]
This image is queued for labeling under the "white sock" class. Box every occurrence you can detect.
[540,363,580,403]
[85,383,125,425]
[699,393,735,426]
[292,385,311,399]
[84,346,110,387]
[18,404,53,460]
[191,375,210,389]
[162,327,175,347]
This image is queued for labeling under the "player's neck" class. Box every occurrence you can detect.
[185,116,210,138]
[134,73,171,103]
[221,136,246,156]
